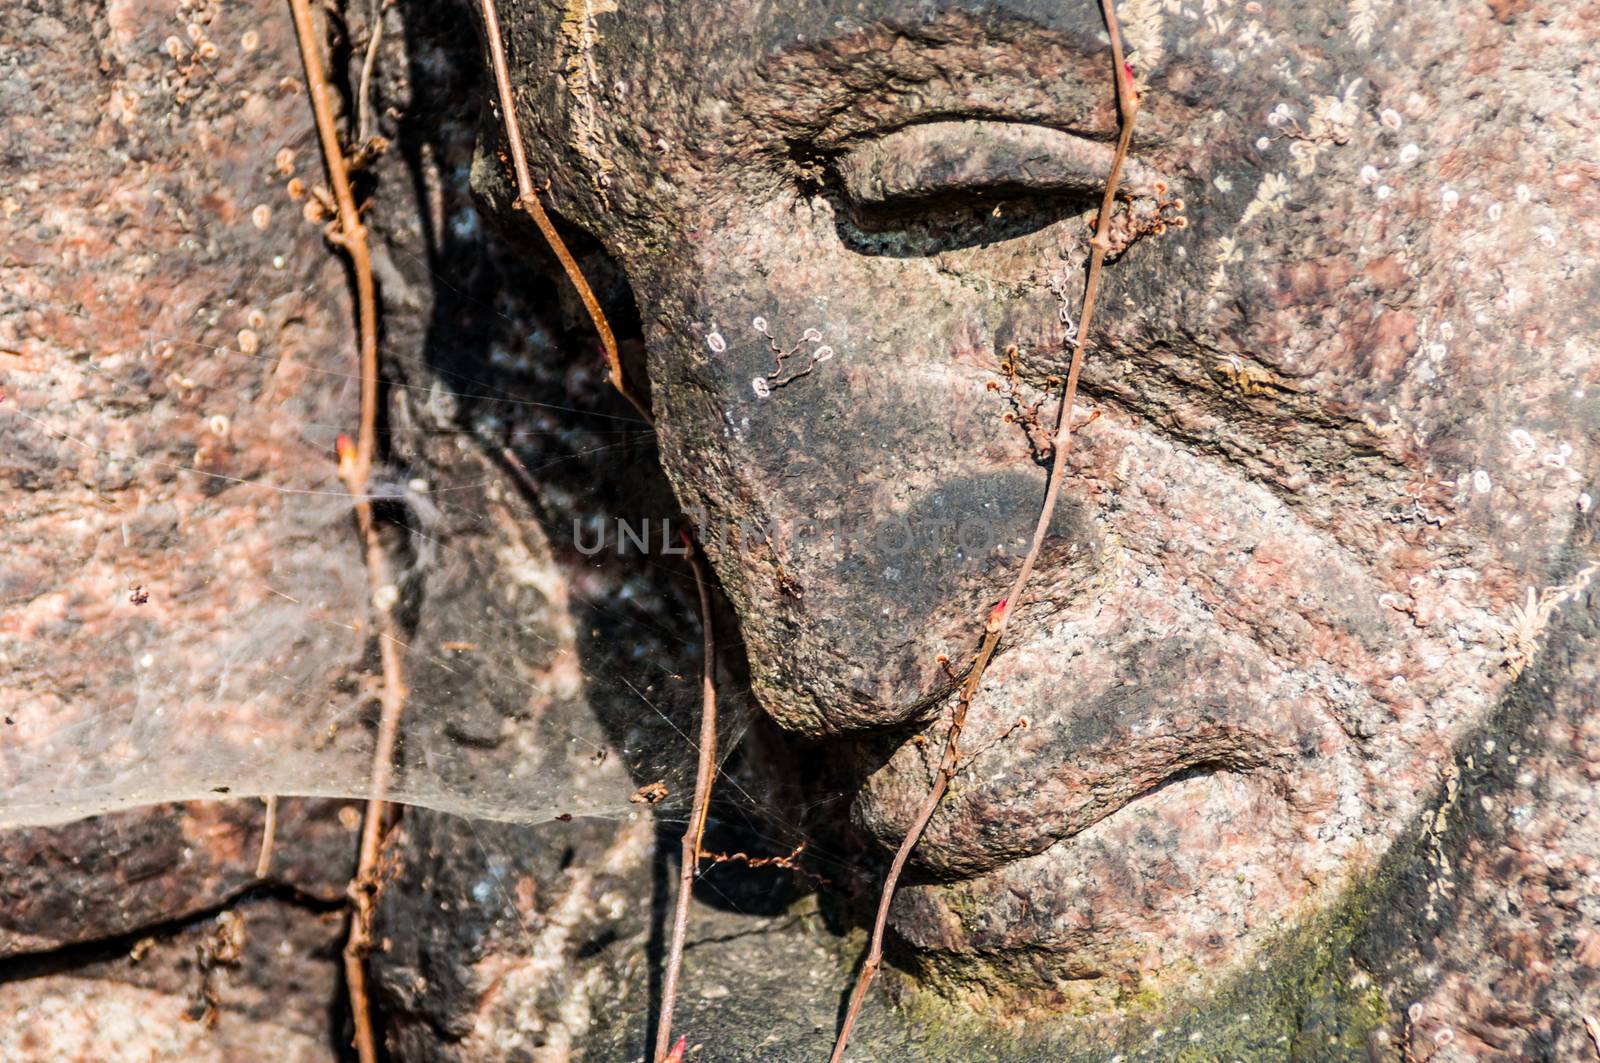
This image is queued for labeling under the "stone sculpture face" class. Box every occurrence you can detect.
[488,0,1598,1009]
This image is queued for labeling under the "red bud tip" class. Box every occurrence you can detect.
[986,598,1008,633]
[335,434,355,462]
[665,1035,688,1063]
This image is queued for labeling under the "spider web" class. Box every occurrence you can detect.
[0,0,863,893]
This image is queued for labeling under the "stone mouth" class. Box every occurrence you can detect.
[878,718,1293,882]
[852,572,1324,883]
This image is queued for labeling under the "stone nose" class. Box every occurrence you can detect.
[706,458,1110,740]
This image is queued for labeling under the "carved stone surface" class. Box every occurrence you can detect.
[479,0,1600,1040]
[4,0,1600,1058]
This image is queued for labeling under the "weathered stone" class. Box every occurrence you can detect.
[0,798,358,958]
[480,0,1600,1021]
[5,0,1600,1057]
[0,893,346,1063]
[0,0,367,825]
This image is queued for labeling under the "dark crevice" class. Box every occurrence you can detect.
[0,880,347,985]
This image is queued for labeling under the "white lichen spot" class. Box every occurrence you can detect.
[1399,143,1420,164]
[1240,172,1290,226]
[373,584,400,612]
[751,376,771,399]
[705,331,726,354]
[1471,469,1492,494]
[751,316,768,333]
[1255,135,1272,151]
[1359,164,1380,185]
[1309,81,1363,145]
[207,414,230,437]
[1375,184,1394,201]
[1499,562,1600,677]
[1514,183,1532,204]
[1348,0,1378,45]
[1380,107,1403,130]
[1212,174,1233,192]
[1487,202,1504,223]
[1288,140,1318,177]
[1535,226,1557,249]
[802,328,822,343]
[1541,443,1572,469]
[1208,235,1245,293]
[1236,18,1268,51]
[1117,0,1167,71]
[1440,186,1459,211]
[814,345,834,362]
[236,329,259,355]
[1578,493,1593,514]
[251,204,272,230]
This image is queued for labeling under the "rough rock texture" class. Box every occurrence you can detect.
[5,0,1600,1059]
[0,0,368,826]
[0,798,357,957]
[0,893,347,1063]
[1358,571,1600,1062]
[482,0,1600,1033]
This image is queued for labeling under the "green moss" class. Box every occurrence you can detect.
[841,860,1408,1062]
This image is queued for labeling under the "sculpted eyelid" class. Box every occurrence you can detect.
[835,120,1160,206]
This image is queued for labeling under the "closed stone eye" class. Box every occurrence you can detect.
[835,119,1161,207]
[825,119,1163,257]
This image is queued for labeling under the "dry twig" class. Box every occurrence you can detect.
[699,842,829,889]
[286,2,405,1060]
[654,536,719,1062]
[255,795,278,878]
[828,4,1140,1058]
[355,0,386,148]
[476,0,652,423]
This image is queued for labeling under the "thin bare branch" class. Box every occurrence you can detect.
[654,537,719,1062]
[255,795,279,879]
[355,0,385,147]
[285,2,405,1060]
[828,3,1140,1058]
[476,0,653,423]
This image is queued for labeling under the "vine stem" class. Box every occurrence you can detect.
[827,3,1140,1058]
[254,795,278,878]
[654,536,719,1062]
[286,2,404,1061]
[478,4,704,1056]
[475,0,653,424]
